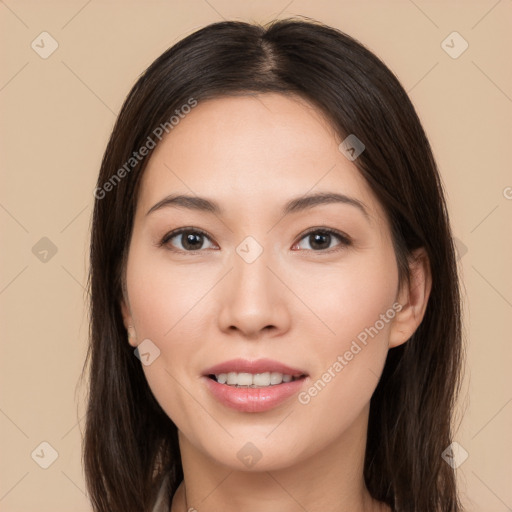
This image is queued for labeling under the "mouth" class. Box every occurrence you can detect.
[201,358,309,412]
[202,357,308,386]
[207,372,306,388]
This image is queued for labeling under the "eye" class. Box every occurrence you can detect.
[158,226,351,254]
[292,227,351,252]
[159,228,218,252]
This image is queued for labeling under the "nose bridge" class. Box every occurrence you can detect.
[231,238,275,301]
[216,236,289,336]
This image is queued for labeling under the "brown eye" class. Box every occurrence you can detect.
[293,228,351,252]
[160,228,217,252]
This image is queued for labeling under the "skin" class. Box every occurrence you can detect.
[120,93,431,512]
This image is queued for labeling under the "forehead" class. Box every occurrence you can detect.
[136,93,386,227]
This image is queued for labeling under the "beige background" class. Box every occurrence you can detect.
[1,1,511,510]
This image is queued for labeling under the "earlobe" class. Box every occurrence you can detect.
[126,325,137,347]
[120,297,131,327]
[388,248,432,349]
[120,297,137,347]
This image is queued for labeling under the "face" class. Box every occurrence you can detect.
[121,93,412,471]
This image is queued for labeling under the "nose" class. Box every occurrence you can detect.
[216,247,291,339]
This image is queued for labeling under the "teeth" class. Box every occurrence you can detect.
[214,371,301,387]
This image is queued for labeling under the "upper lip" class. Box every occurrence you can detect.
[203,358,308,377]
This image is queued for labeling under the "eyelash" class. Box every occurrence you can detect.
[157,226,352,254]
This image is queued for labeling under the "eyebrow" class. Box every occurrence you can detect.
[146,192,371,222]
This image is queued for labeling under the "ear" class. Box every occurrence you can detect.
[120,293,138,348]
[388,247,432,349]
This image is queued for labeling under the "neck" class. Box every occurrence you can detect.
[170,404,390,512]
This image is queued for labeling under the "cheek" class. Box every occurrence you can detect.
[293,249,398,433]
[296,247,399,350]
[126,244,209,342]
[126,251,207,430]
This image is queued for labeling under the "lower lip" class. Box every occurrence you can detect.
[202,376,308,413]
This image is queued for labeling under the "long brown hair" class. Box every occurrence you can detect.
[82,17,464,511]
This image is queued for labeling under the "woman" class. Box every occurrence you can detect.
[82,17,464,512]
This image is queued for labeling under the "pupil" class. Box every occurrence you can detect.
[310,233,330,250]
[183,232,202,250]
